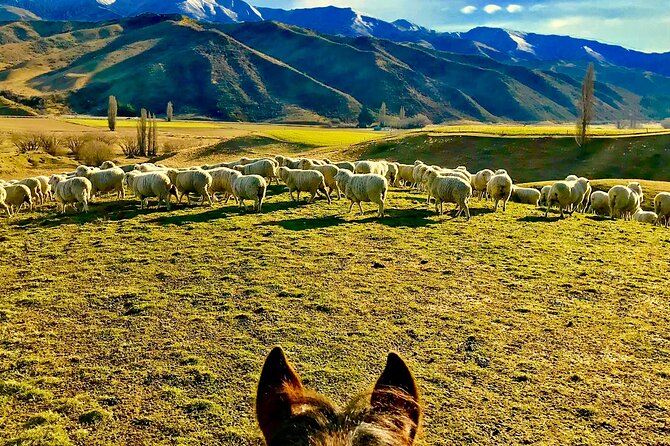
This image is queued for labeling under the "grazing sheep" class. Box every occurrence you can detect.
[75,165,100,177]
[334,169,388,217]
[487,170,513,212]
[208,167,239,204]
[300,159,341,199]
[609,183,643,220]
[654,192,670,228]
[241,157,278,168]
[396,163,416,186]
[0,186,10,217]
[278,167,331,204]
[234,160,278,185]
[132,172,177,210]
[578,182,593,213]
[588,191,611,216]
[49,175,92,213]
[633,209,658,225]
[79,167,126,200]
[275,155,296,167]
[382,162,399,186]
[565,175,579,181]
[472,169,494,199]
[424,168,470,206]
[424,168,472,219]
[539,185,551,208]
[334,161,355,172]
[100,161,117,169]
[35,176,52,201]
[3,184,33,214]
[232,173,267,212]
[166,169,213,206]
[17,177,44,205]
[412,163,429,191]
[354,161,388,178]
[134,163,164,172]
[545,177,591,218]
[510,186,541,206]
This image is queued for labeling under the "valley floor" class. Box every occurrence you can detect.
[1,186,669,445]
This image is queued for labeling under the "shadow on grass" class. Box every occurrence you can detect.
[586,215,612,222]
[518,215,563,223]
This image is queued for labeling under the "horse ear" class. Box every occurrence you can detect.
[371,352,421,441]
[256,346,304,443]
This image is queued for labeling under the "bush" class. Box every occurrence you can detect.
[12,133,41,153]
[79,140,114,166]
[38,134,65,156]
[119,136,140,158]
[64,134,115,159]
[162,139,191,154]
[661,118,670,129]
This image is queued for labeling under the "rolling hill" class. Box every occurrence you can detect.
[0,14,667,123]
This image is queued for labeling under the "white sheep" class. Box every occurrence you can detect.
[17,177,44,205]
[334,169,388,217]
[545,177,591,218]
[35,176,52,201]
[75,165,99,177]
[654,192,670,228]
[100,161,117,169]
[633,209,658,225]
[207,167,239,204]
[234,159,278,185]
[382,162,399,186]
[78,167,126,200]
[609,183,643,220]
[3,184,33,214]
[487,170,513,212]
[232,173,267,212]
[166,169,213,206]
[278,167,331,204]
[354,161,388,178]
[539,185,551,208]
[0,186,10,217]
[424,168,472,219]
[510,186,541,206]
[334,161,355,172]
[396,163,416,187]
[472,169,493,199]
[412,163,429,191]
[132,172,177,210]
[588,191,610,216]
[300,159,341,199]
[49,175,92,213]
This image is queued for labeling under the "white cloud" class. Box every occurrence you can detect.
[484,4,502,14]
[548,16,585,29]
[506,4,523,13]
[460,5,477,14]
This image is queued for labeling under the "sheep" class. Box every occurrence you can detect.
[278,167,331,204]
[232,173,267,212]
[609,183,643,220]
[413,163,429,191]
[510,186,541,206]
[75,165,99,177]
[487,170,513,212]
[300,159,341,199]
[354,161,388,178]
[334,169,388,217]
[134,163,163,172]
[0,186,10,217]
[472,169,493,199]
[539,185,551,208]
[424,168,472,219]
[424,168,470,206]
[654,192,670,228]
[588,191,610,216]
[381,161,399,186]
[633,209,658,225]
[100,161,117,169]
[3,184,33,214]
[330,161,354,172]
[48,175,92,213]
[234,160,278,185]
[132,172,177,210]
[79,167,126,200]
[35,176,52,201]
[563,175,589,212]
[545,177,591,218]
[17,177,44,205]
[202,161,240,170]
[275,155,296,167]
[166,169,213,206]
[240,157,278,167]
[396,163,416,186]
[208,167,240,204]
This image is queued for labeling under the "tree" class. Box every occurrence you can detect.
[137,108,148,157]
[148,113,158,156]
[107,95,118,131]
[379,102,387,127]
[166,101,174,122]
[399,106,406,122]
[357,107,375,128]
[576,63,595,147]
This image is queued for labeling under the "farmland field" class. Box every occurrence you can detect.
[0,118,669,445]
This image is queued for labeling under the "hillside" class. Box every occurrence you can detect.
[0,15,668,123]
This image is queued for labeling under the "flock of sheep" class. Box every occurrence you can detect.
[0,155,669,228]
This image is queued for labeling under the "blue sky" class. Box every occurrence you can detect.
[253,1,670,52]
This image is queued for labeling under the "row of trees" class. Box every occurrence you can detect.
[358,103,431,129]
[107,96,174,132]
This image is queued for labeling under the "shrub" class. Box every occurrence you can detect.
[162,139,190,153]
[79,140,114,166]
[65,134,115,159]
[12,133,41,153]
[38,134,65,156]
[661,118,670,129]
[119,136,140,158]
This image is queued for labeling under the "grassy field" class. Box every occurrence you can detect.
[1,183,669,445]
[428,124,670,137]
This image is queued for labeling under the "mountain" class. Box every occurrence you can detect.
[1,15,667,123]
